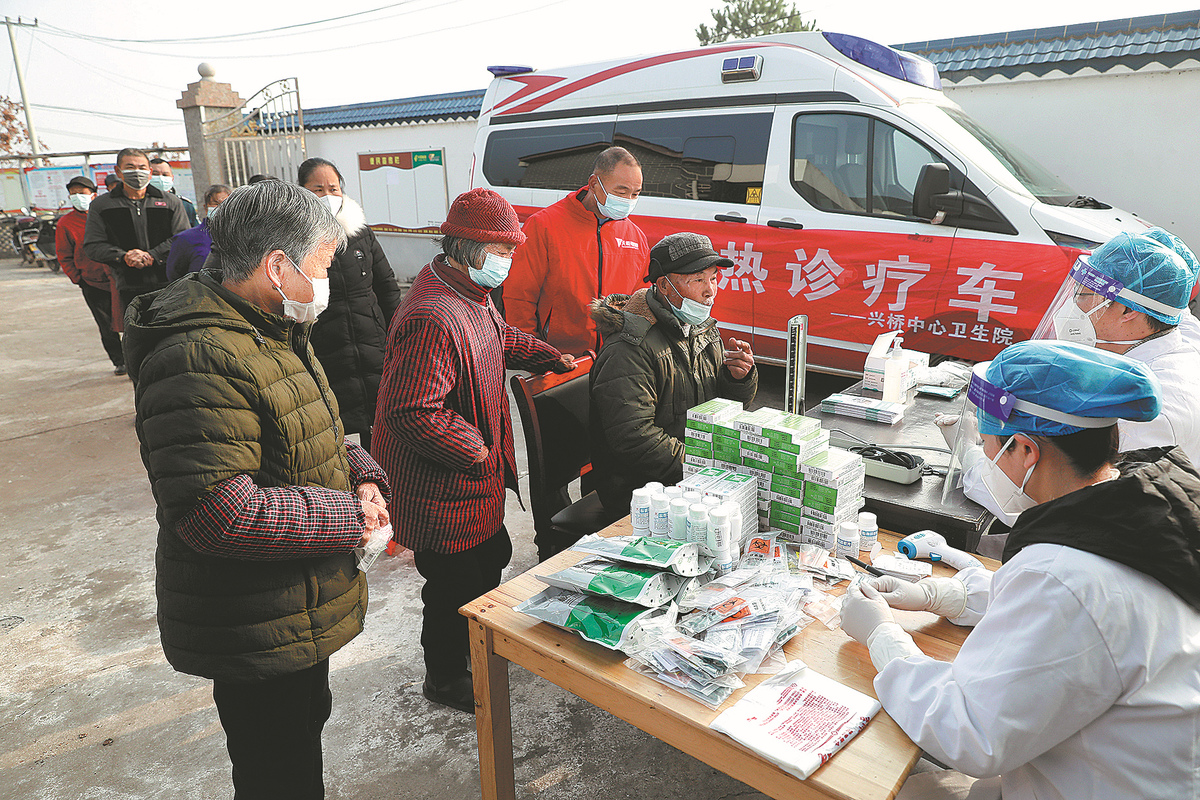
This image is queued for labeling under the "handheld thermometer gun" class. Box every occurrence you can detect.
[897,530,983,572]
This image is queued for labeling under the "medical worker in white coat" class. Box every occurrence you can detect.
[841,340,1200,800]
[942,230,1200,528]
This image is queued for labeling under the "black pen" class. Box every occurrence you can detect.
[846,554,885,577]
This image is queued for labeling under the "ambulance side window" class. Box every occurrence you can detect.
[792,113,945,218]
[614,113,771,205]
[482,122,615,189]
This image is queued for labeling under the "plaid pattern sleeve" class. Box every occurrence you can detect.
[499,315,565,372]
[175,474,365,560]
[344,439,391,498]
[376,314,486,471]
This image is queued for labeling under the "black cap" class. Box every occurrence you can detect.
[644,232,734,282]
[66,175,96,192]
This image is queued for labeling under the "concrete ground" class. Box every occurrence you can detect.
[0,256,851,800]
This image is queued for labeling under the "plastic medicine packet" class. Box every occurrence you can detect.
[355,523,393,572]
[571,534,715,576]
[710,659,881,779]
[539,557,685,607]
[514,586,674,652]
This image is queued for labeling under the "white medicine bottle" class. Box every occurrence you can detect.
[883,343,907,404]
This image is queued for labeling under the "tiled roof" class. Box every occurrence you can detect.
[301,89,485,129]
[895,10,1200,81]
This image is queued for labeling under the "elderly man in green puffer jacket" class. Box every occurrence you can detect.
[125,180,390,800]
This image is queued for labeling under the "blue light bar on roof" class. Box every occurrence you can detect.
[487,65,535,77]
[721,54,762,83]
[822,32,942,90]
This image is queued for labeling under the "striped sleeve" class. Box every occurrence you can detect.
[174,474,364,560]
[376,314,485,470]
[499,315,565,372]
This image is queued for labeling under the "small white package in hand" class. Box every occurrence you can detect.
[355,524,393,572]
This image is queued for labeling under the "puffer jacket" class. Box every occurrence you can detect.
[124,273,366,682]
[311,195,404,437]
[589,287,758,513]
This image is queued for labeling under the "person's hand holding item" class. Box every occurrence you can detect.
[841,582,895,644]
[723,337,755,380]
[842,581,923,671]
[358,485,389,546]
[935,411,978,451]
[356,481,387,510]
[553,353,577,373]
[870,575,968,618]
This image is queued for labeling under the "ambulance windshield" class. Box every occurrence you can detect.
[912,104,1078,206]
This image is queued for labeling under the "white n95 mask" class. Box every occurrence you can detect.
[965,435,1038,526]
[276,256,330,323]
[317,194,343,216]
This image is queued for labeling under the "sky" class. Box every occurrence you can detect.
[4,0,1199,155]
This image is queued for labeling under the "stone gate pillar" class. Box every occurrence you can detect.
[177,63,243,209]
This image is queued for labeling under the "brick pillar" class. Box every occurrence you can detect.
[177,63,243,209]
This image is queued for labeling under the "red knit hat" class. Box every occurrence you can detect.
[440,188,526,245]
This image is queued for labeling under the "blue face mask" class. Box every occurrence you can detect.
[469,251,512,289]
[148,175,173,193]
[595,175,637,220]
[665,276,712,326]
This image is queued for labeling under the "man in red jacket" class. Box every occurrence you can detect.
[504,146,649,354]
[56,176,125,375]
[373,188,575,713]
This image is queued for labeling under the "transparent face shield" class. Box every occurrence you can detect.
[1032,255,1187,346]
[942,361,1119,507]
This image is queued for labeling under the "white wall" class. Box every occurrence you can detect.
[942,61,1200,252]
[304,118,479,280]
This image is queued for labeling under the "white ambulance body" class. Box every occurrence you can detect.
[471,31,1148,373]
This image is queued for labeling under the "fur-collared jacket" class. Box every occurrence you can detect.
[310,195,404,438]
[588,287,757,513]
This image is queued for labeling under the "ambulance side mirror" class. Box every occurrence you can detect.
[913,163,963,221]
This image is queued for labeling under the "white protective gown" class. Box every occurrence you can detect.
[1118,327,1200,461]
[875,544,1200,800]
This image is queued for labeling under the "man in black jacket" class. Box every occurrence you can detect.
[83,147,189,321]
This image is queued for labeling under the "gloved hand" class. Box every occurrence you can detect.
[870,575,969,619]
[840,581,895,645]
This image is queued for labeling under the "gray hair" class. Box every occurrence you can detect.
[436,235,488,270]
[208,181,346,283]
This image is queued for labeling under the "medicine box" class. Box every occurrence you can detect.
[678,467,730,491]
[686,398,744,430]
[684,454,715,469]
[801,447,866,487]
[803,479,864,507]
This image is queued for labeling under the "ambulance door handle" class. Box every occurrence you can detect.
[767,219,805,230]
[714,213,747,223]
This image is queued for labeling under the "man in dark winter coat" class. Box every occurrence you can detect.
[56,175,125,374]
[590,232,758,516]
[124,180,390,799]
[373,188,575,713]
[83,147,189,321]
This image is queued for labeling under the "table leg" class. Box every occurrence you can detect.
[471,619,515,800]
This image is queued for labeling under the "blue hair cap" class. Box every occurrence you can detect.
[977,340,1161,438]
[1083,232,1192,324]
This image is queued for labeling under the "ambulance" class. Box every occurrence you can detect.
[470,31,1149,373]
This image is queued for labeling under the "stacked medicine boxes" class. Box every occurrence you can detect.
[683,398,866,553]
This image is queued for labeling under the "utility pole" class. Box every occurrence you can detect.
[5,16,40,156]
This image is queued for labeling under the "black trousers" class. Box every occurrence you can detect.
[79,282,123,367]
[413,528,512,678]
[211,658,333,800]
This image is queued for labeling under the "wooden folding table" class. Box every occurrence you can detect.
[463,520,991,800]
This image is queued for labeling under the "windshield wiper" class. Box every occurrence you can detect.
[1067,195,1112,210]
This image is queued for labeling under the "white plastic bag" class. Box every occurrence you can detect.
[355,523,393,572]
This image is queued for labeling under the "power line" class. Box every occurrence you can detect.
[39,1,422,45]
[33,34,178,96]
[32,103,180,124]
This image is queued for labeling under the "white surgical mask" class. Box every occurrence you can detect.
[665,277,712,326]
[968,435,1038,526]
[122,169,151,190]
[275,255,330,323]
[1053,295,1145,347]
[595,175,637,220]
[469,251,512,289]
[70,194,93,212]
[148,175,173,193]
[316,194,343,216]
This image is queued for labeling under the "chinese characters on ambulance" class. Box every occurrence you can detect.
[716,239,1019,346]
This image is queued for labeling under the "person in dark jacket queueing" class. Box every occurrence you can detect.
[373,189,576,713]
[299,157,403,451]
[82,147,190,323]
[125,180,391,800]
[55,175,125,374]
[165,183,231,280]
[589,232,758,519]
